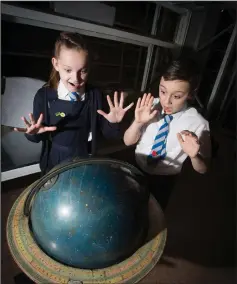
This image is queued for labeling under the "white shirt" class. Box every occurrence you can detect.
[135,106,211,175]
[57,80,92,141]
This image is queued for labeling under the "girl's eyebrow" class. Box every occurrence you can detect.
[62,65,88,70]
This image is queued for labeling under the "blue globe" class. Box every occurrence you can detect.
[30,159,149,269]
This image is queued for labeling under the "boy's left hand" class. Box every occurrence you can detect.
[97,91,134,123]
[177,130,200,158]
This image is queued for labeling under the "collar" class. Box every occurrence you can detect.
[57,80,85,101]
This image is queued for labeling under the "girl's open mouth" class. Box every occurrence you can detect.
[69,82,80,88]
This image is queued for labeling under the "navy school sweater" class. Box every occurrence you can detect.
[25,85,121,174]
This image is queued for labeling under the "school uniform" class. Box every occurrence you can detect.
[135,104,211,210]
[25,81,121,174]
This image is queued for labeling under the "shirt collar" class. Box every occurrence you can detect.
[57,80,70,99]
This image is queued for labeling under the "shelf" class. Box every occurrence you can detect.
[2,52,143,69]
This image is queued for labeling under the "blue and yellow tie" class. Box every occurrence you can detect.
[148,114,173,164]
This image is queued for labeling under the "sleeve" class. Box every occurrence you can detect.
[195,121,212,159]
[24,88,48,143]
[96,89,122,139]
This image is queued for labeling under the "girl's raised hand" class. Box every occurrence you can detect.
[14,113,57,134]
[97,91,134,123]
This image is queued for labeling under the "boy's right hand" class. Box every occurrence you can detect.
[135,93,158,125]
[14,113,57,134]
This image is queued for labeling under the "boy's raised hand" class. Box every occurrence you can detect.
[177,130,200,158]
[97,91,134,123]
[135,93,158,124]
[14,113,57,134]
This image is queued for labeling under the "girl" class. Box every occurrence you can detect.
[124,58,211,210]
[14,32,134,175]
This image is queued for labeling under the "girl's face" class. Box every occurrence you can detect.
[52,46,89,92]
[159,76,191,115]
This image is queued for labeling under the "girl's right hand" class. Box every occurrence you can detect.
[14,113,57,134]
[135,93,158,124]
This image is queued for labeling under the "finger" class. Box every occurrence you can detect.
[119,92,124,108]
[145,93,151,105]
[195,139,200,145]
[123,102,134,112]
[29,113,36,125]
[21,116,31,128]
[181,130,198,140]
[44,126,57,132]
[140,93,147,107]
[177,133,184,144]
[148,95,154,107]
[36,113,43,127]
[14,127,27,133]
[149,109,158,119]
[187,135,199,144]
[135,97,141,110]
[180,130,190,135]
[114,91,119,108]
[190,132,198,139]
[107,95,114,109]
[97,109,108,119]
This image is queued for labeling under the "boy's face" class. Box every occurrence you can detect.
[159,76,191,115]
[52,46,89,93]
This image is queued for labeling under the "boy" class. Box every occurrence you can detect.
[124,58,211,210]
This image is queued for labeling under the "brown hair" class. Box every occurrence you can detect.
[162,57,201,97]
[46,32,89,89]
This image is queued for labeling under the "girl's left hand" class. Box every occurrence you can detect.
[97,91,134,123]
[177,130,200,158]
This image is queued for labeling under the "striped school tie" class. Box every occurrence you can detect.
[69,92,80,101]
[148,114,173,163]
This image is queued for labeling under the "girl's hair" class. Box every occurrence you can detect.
[46,32,89,89]
[161,57,201,97]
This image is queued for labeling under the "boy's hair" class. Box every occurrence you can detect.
[46,32,89,89]
[161,57,201,97]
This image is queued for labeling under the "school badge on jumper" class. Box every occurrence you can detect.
[55,112,66,117]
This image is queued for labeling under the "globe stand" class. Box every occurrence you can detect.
[7,159,167,283]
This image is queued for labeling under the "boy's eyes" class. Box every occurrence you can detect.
[160,89,182,99]
[65,69,72,73]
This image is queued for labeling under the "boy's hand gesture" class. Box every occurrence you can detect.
[177,130,200,158]
[97,91,134,123]
[135,93,158,124]
[14,113,57,134]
